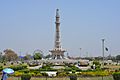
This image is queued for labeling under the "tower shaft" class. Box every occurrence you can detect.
[49,9,66,59]
[55,9,61,49]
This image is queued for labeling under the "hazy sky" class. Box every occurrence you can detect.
[0,0,120,57]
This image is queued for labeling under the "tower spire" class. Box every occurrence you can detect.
[56,9,60,18]
[49,9,66,59]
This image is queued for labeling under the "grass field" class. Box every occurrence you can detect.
[0,76,113,80]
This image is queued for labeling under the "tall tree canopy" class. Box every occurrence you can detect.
[116,55,120,61]
[33,52,42,60]
[4,49,18,61]
[23,54,32,60]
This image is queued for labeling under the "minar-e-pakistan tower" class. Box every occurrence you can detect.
[50,9,66,59]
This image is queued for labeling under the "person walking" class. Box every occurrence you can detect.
[1,72,8,80]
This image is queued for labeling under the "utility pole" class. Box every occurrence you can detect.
[102,39,105,80]
[102,39,105,68]
[80,48,82,58]
[0,52,2,62]
[19,51,21,61]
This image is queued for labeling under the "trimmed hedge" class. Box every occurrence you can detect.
[64,66,82,71]
[0,66,3,71]
[69,73,77,80]
[9,65,27,71]
[13,71,23,77]
[113,72,120,80]
[77,71,110,77]
[21,73,31,80]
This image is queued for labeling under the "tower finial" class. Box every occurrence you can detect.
[56,9,59,17]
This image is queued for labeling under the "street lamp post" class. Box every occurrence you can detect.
[102,39,105,80]
[0,52,2,62]
[102,39,105,68]
[80,48,82,58]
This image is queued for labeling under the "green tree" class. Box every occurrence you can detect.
[33,53,42,60]
[23,54,32,60]
[116,55,120,61]
[4,49,18,61]
[93,60,100,65]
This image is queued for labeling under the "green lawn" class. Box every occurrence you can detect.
[0,76,113,80]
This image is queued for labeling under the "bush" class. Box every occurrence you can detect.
[13,71,23,77]
[11,62,14,65]
[64,66,81,71]
[10,65,27,71]
[0,66,3,71]
[69,73,77,80]
[68,70,77,80]
[113,72,120,80]
[29,72,42,77]
[81,71,110,77]
[57,72,68,77]
[39,67,57,71]
[21,73,31,80]
[36,73,42,77]
[64,67,72,71]
[41,73,48,77]
[4,63,6,65]
[93,61,100,65]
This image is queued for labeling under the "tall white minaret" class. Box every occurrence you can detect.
[55,9,61,49]
[50,9,66,59]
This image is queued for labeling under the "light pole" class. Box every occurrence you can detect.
[102,39,105,68]
[80,48,82,58]
[0,52,2,62]
[102,39,105,80]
